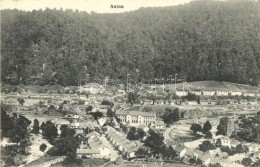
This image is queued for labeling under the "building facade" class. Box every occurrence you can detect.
[116,110,156,126]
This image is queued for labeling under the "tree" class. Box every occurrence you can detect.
[127,127,140,140]
[127,92,139,105]
[17,98,25,106]
[40,143,47,152]
[190,123,202,134]
[1,105,14,137]
[146,93,158,105]
[85,105,93,113]
[137,128,146,139]
[107,108,115,117]
[236,144,249,153]
[215,139,222,147]
[199,140,216,152]
[216,117,228,136]
[189,158,196,165]
[135,147,150,157]
[90,111,103,120]
[203,121,212,134]
[8,115,31,143]
[205,131,213,139]
[209,163,222,167]
[144,129,165,154]
[101,100,114,107]
[60,125,76,138]
[32,119,40,134]
[42,121,58,142]
[47,134,82,162]
[241,157,252,166]
[162,108,180,125]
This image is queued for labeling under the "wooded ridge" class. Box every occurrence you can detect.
[1,0,260,86]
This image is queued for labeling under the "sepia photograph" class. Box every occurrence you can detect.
[0,0,260,166]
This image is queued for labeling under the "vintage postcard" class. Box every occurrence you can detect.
[1,0,260,166]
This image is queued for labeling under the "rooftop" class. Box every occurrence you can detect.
[115,110,156,117]
[77,149,100,154]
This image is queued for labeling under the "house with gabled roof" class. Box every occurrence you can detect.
[173,144,187,158]
[176,90,188,97]
[213,135,231,148]
[189,90,202,96]
[203,90,216,96]
[85,131,100,139]
[77,149,100,158]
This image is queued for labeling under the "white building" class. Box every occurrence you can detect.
[203,90,216,96]
[216,91,229,96]
[213,135,231,148]
[115,110,156,126]
[176,91,188,97]
[243,92,255,97]
[230,91,242,96]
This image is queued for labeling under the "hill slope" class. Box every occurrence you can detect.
[1,0,260,86]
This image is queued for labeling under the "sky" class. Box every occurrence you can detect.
[1,0,193,13]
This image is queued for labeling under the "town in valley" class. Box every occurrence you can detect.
[1,0,260,167]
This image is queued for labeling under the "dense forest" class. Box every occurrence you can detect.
[1,0,260,86]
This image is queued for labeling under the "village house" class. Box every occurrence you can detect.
[175,100,183,105]
[200,100,209,105]
[213,135,231,148]
[229,91,242,96]
[183,149,211,166]
[53,118,70,133]
[203,90,216,96]
[244,143,260,153]
[76,149,100,159]
[155,100,164,105]
[104,126,137,158]
[115,110,156,126]
[227,153,246,164]
[243,92,255,97]
[155,118,165,129]
[141,99,153,105]
[73,105,87,113]
[175,90,188,97]
[88,137,111,158]
[209,100,218,105]
[215,90,229,96]
[189,90,202,96]
[173,144,187,159]
[85,131,101,139]
[248,100,258,105]
[186,101,198,105]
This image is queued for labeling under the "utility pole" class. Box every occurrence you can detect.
[127,74,130,93]
[175,74,178,92]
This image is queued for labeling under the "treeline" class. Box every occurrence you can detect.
[1,0,260,86]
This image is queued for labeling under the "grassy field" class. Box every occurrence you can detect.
[2,81,259,94]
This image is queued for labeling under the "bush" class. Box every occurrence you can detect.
[241,157,252,166]
[39,143,47,152]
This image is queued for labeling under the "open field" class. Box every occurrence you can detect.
[2,81,260,94]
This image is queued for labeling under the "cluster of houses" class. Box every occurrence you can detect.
[77,131,111,159]
[104,125,137,158]
[175,89,260,97]
[173,133,260,167]
[115,110,164,128]
[53,115,99,134]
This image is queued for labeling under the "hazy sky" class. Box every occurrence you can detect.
[1,0,193,13]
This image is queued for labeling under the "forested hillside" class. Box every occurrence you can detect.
[1,0,260,86]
